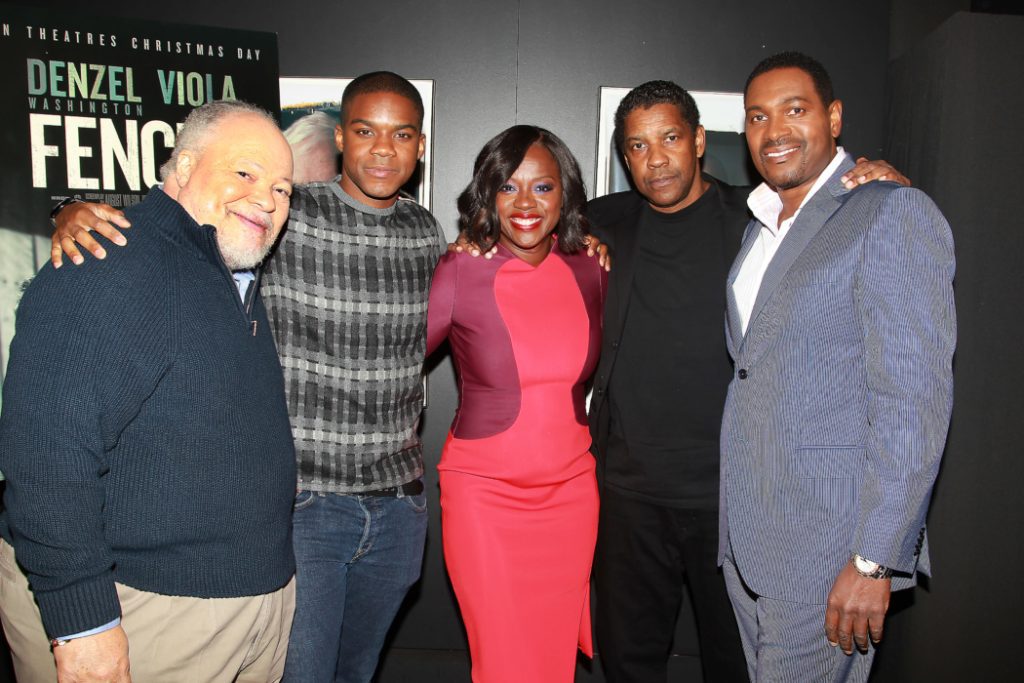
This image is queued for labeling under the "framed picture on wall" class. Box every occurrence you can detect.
[279,77,435,210]
[594,87,754,198]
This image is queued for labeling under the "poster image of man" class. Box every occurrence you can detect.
[283,111,340,184]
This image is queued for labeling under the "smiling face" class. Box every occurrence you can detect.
[335,92,425,209]
[496,143,563,265]
[622,103,707,213]
[744,66,842,205]
[173,112,293,270]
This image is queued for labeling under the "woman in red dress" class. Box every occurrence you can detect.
[426,126,606,682]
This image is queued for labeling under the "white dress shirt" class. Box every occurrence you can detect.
[233,270,256,300]
[733,147,846,335]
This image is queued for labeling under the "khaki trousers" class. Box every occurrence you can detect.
[0,540,295,682]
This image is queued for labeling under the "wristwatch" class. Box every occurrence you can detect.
[852,554,893,579]
[49,196,81,227]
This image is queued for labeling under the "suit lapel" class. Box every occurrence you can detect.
[743,155,855,340]
[605,197,644,340]
[726,220,758,356]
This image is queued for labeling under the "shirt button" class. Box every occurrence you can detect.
[738,369,748,379]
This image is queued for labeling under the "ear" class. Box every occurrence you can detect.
[829,99,843,139]
[175,150,197,188]
[416,133,426,161]
[334,124,345,154]
[694,125,707,159]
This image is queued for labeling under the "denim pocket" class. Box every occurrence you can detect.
[293,490,317,512]
[401,492,428,514]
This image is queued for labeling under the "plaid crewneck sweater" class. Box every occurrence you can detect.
[0,188,297,638]
[262,181,445,493]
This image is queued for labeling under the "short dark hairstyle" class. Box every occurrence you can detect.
[458,125,589,255]
[340,71,424,128]
[745,51,834,108]
[614,80,701,150]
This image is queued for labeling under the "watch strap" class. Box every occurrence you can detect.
[49,196,82,227]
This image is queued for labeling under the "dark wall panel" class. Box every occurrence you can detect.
[876,12,1022,681]
[889,0,969,58]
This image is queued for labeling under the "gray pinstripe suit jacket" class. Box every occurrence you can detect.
[718,154,956,605]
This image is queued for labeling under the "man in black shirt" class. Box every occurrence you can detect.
[587,81,904,682]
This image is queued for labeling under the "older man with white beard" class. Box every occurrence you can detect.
[0,100,298,683]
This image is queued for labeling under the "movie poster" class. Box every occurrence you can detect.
[0,2,279,399]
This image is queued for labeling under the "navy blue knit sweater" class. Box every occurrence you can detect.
[0,188,296,638]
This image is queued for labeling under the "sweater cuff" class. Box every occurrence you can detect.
[35,574,122,640]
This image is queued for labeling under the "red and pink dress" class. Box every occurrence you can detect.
[426,243,606,682]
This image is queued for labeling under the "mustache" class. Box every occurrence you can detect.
[760,136,800,154]
[234,211,273,230]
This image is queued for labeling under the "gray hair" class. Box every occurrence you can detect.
[160,100,277,181]
[283,111,337,155]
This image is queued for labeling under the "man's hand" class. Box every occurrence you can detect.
[583,234,612,271]
[53,626,131,682]
[824,560,891,655]
[841,158,911,190]
[447,233,498,259]
[51,202,132,268]
[447,232,612,271]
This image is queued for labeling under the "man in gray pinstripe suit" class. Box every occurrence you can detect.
[719,52,955,681]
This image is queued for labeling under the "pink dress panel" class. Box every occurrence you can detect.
[427,245,605,682]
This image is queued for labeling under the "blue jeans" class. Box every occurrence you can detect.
[282,488,428,683]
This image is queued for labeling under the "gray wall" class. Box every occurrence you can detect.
[889,0,970,58]
[876,12,1023,682]
[17,1,893,679]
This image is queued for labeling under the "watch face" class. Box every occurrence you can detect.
[853,555,892,578]
[855,556,879,572]
[853,555,884,578]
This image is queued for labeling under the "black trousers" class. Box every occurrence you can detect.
[594,487,747,682]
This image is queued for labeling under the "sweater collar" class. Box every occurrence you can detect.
[328,180,399,217]
[131,186,222,260]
